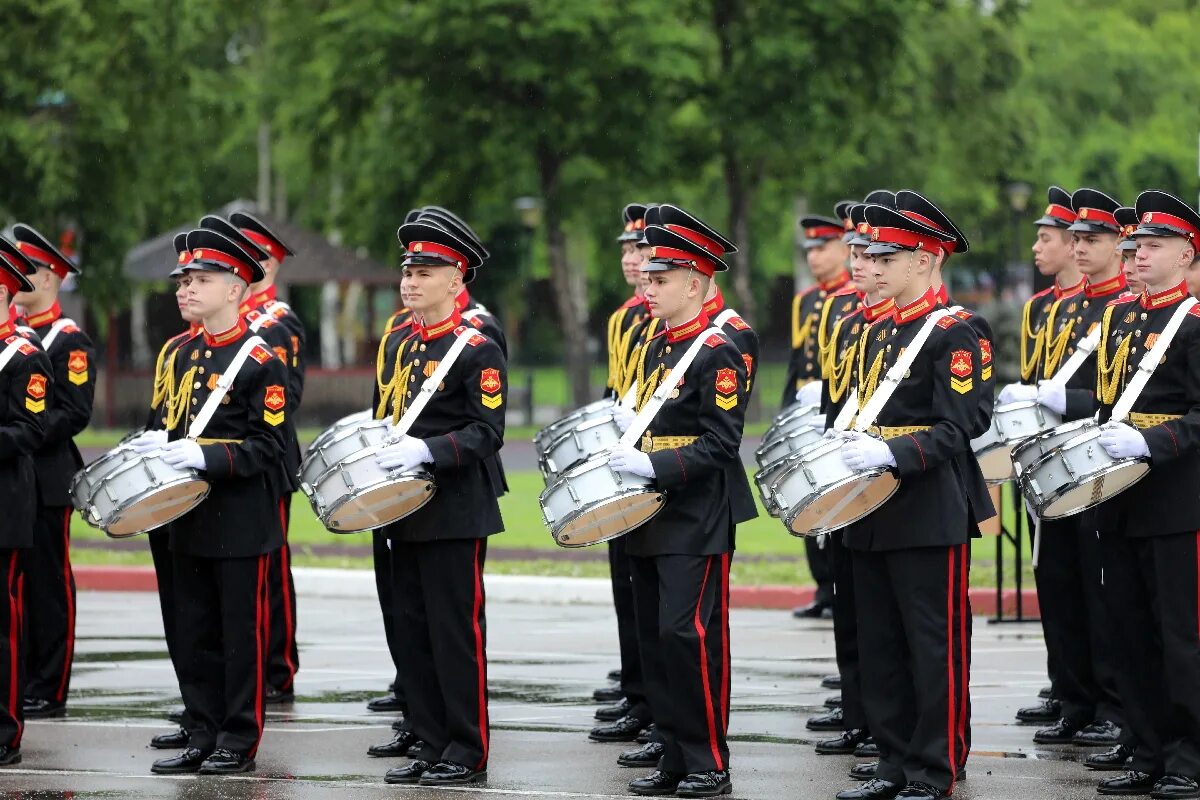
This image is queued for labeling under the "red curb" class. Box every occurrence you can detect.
[76,566,157,593]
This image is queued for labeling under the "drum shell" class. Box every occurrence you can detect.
[299,418,391,491]
[1011,418,1092,478]
[308,410,373,456]
[755,426,823,470]
[767,438,899,536]
[533,399,615,458]
[307,448,436,532]
[70,446,209,538]
[972,401,1060,484]
[540,455,664,548]
[762,403,823,446]
[539,414,623,481]
[1018,421,1149,520]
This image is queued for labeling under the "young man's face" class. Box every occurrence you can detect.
[870,251,919,301]
[1134,236,1194,291]
[1072,232,1120,277]
[620,242,644,288]
[806,239,849,282]
[186,271,243,320]
[1120,249,1144,295]
[642,268,702,321]
[174,275,199,323]
[849,245,878,295]
[1032,226,1072,278]
[400,265,460,316]
[12,265,56,308]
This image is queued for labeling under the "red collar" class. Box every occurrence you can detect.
[702,288,725,316]
[893,287,939,325]
[252,285,277,307]
[25,300,63,328]
[934,284,949,305]
[1054,276,1086,299]
[454,289,471,312]
[818,270,851,292]
[621,294,644,310]
[415,309,462,342]
[1084,274,1127,299]
[188,323,203,337]
[203,317,248,348]
[1141,280,1189,310]
[665,310,711,344]
[863,297,896,323]
[238,300,254,316]
[0,320,12,339]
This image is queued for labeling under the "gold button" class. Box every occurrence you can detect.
[665,346,672,354]
[189,414,195,421]
[193,381,201,389]
[205,350,212,358]
[1076,316,1083,323]
[413,358,420,366]
[191,398,197,405]
[409,374,416,382]
[1141,313,1148,320]
[1134,330,1142,337]
[819,290,827,298]
[885,345,892,352]
[419,344,427,352]
[815,301,823,310]
[221,396,230,405]
[1083,300,1089,308]
[198,367,205,374]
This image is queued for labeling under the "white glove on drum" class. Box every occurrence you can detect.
[795,381,822,407]
[160,440,206,471]
[612,403,636,433]
[128,429,168,454]
[608,446,655,478]
[840,430,897,470]
[997,383,1038,405]
[375,436,434,472]
[1098,422,1150,460]
[1036,381,1067,415]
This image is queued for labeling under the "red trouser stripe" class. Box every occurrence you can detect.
[720,553,731,732]
[7,553,21,747]
[957,543,969,768]
[471,540,490,768]
[277,499,297,688]
[55,508,75,701]
[250,555,267,756]
[946,548,957,793]
[694,556,723,771]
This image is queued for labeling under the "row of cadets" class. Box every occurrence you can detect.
[0,236,54,766]
[998,188,1129,755]
[831,205,993,800]
[10,225,95,720]
[605,204,757,798]
[370,214,506,786]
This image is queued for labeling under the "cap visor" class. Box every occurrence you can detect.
[1067,221,1117,233]
[864,243,906,255]
[1132,223,1193,239]
[1033,216,1071,228]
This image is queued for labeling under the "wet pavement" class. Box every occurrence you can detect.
[3,591,1107,798]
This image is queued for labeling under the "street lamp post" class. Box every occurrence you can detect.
[1004,180,1034,295]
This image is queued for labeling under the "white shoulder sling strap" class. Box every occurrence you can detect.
[40,318,76,351]
[0,338,28,375]
[619,327,724,449]
[186,335,268,440]
[852,309,953,433]
[1110,297,1198,423]
[1042,325,1103,387]
[713,308,739,328]
[248,313,273,333]
[390,327,478,438]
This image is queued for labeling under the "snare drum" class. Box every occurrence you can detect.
[762,403,824,445]
[755,425,823,470]
[70,446,210,538]
[1014,419,1149,519]
[307,409,372,456]
[539,413,623,480]
[533,399,615,459]
[763,437,899,536]
[540,455,664,548]
[971,401,1061,484]
[300,418,435,533]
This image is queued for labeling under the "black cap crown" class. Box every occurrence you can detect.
[799,216,847,249]
[617,203,648,243]
[863,205,952,256]
[229,211,295,261]
[0,235,36,294]
[1132,190,1200,244]
[643,225,729,276]
[1068,188,1122,233]
[183,230,266,284]
[12,223,78,277]
[658,204,737,255]
[200,215,271,262]
[1034,185,1076,228]
[1114,207,1139,251]
[420,206,489,259]
[895,190,969,256]
[397,220,484,284]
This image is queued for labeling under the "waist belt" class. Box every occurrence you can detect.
[639,435,699,453]
[865,425,931,441]
[194,437,244,445]
[1128,412,1181,430]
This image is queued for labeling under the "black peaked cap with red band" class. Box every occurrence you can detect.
[1034,185,1076,229]
[200,215,271,263]
[864,189,896,209]
[643,224,730,277]
[1133,190,1200,245]
[618,203,648,243]
[896,189,969,256]
[418,208,489,260]
[1115,207,1139,251]
[183,229,266,285]
[397,220,484,284]
[834,199,858,241]
[658,203,737,255]
[229,211,295,262]
[864,204,953,256]
[169,232,192,278]
[12,223,79,277]
[403,208,422,225]
[1068,188,1122,233]
[0,235,36,294]
[799,215,846,250]
[847,203,875,247]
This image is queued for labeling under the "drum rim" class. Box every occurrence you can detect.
[779,467,898,536]
[310,453,433,492]
[320,474,437,532]
[1022,455,1149,520]
[539,452,637,494]
[99,476,211,537]
[548,487,665,547]
[534,399,616,444]
[544,414,621,453]
[72,449,198,505]
[755,426,822,459]
[1011,418,1092,468]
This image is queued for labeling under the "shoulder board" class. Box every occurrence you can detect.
[1030,286,1056,301]
[1107,294,1137,308]
[936,315,960,329]
[703,332,728,348]
[60,323,81,334]
[833,284,858,297]
[468,316,484,329]
[725,315,750,331]
[5,336,38,356]
[248,344,274,364]
[953,309,974,320]
[1189,305,1200,318]
[453,325,489,346]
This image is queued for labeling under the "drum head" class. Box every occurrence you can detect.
[976,445,1015,484]
[1040,460,1149,519]
[553,491,664,548]
[324,477,436,533]
[106,479,210,538]
[785,471,899,536]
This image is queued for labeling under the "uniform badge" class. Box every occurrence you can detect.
[1145,333,1159,349]
[190,350,199,361]
[263,385,286,426]
[949,349,973,395]
[876,328,888,342]
[727,316,750,331]
[249,344,273,364]
[423,360,440,378]
[1066,303,1077,314]
[273,346,288,364]
[67,349,89,385]
[480,368,503,409]
[741,354,754,379]
[715,368,738,411]
[25,373,47,413]
[979,338,993,381]
[1124,312,1137,324]
[207,372,221,390]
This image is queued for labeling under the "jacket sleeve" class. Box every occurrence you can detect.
[279,311,307,408]
[967,313,996,438]
[1141,321,1200,465]
[424,338,506,470]
[0,351,49,461]
[42,330,95,445]
[200,355,289,480]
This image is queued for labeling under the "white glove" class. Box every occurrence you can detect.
[1036,381,1067,415]
[160,440,206,471]
[997,383,1038,405]
[612,403,636,433]
[128,429,168,454]
[608,446,655,478]
[840,430,897,470]
[795,382,822,407]
[375,436,434,472]
[1098,422,1150,460]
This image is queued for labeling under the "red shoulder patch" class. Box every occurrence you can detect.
[979,338,993,364]
[480,368,501,393]
[468,334,487,346]
[249,344,274,364]
[703,333,726,348]
[468,316,484,329]
[954,309,974,320]
[715,368,738,394]
[949,350,973,378]
[726,315,750,331]
[1189,304,1200,317]
[272,306,287,319]
[7,336,37,356]
[60,323,80,334]
[264,385,286,412]
[936,316,959,329]
[1108,294,1137,307]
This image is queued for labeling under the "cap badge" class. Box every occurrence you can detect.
[1079,208,1089,220]
[1142,212,1153,224]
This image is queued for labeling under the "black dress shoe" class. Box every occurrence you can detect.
[391,716,411,732]
[590,715,648,742]
[1033,718,1084,744]
[265,686,294,705]
[608,669,622,682]
[854,738,880,758]
[367,694,406,713]
[385,759,432,784]
[849,761,878,781]
[836,778,901,799]
[636,723,657,744]
[22,697,65,718]
[618,742,665,767]
[419,760,487,785]
[629,769,685,796]
[151,747,211,774]
[807,707,846,731]
[596,697,633,721]
[677,770,732,797]
[368,730,419,757]
[594,686,624,703]
[1086,744,1135,771]
[793,601,831,619]
[1098,770,1159,796]
[150,728,190,749]
[821,674,843,690]
[199,748,255,774]
[1016,698,1062,723]
[0,746,20,766]
[825,695,843,708]
[1151,775,1200,799]
[167,707,184,724]
[1075,720,1121,746]
[896,781,947,799]
[1038,685,1053,699]
[816,728,869,755]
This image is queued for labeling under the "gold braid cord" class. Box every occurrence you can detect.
[149,338,176,412]
[825,317,857,405]
[375,331,414,424]
[816,296,841,378]
[792,293,815,350]
[634,345,665,414]
[1019,299,1046,381]
[1096,305,1132,405]
[163,364,196,433]
[618,319,660,399]
[606,307,625,390]
[1041,297,1076,380]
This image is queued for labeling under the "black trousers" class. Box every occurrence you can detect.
[149,530,193,728]
[854,544,970,794]
[806,535,834,606]
[391,537,489,769]
[0,551,25,749]
[21,505,75,703]
[630,553,731,775]
[829,533,866,730]
[1100,530,1200,778]
[608,536,650,720]
[266,496,299,692]
[173,551,270,756]
[373,530,404,701]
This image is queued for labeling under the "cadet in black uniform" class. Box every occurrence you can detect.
[10,224,95,719]
[834,206,993,800]
[607,205,755,798]
[372,219,505,787]
[0,237,52,766]
[1089,191,1200,799]
[148,230,290,776]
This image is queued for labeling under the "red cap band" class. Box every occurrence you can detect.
[1076,207,1118,227]
[15,241,71,278]
[869,226,945,255]
[1044,203,1076,224]
[177,249,194,266]
[1140,211,1200,241]
[190,247,255,283]
[899,211,957,254]
[804,225,844,240]
[241,229,286,262]
[649,246,717,278]
[408,241,469,274]
[664,224,723,256]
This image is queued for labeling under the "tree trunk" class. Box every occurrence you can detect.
[722,146,757,322]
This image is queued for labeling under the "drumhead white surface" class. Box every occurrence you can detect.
[786,471,898,536]
[976,445,1015,484]
[106,479,210,538]
[553,492,664,548]
[324,478,435,532]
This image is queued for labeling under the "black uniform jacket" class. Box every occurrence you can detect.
[0,324,51,548]
[244,305,302,492]
[374,310,506,542]
[843,289,995,551]
[25,302,94,507]
[782,271,853,408]
[1018,279,1086,385]
[167,320,290,559]
[249,285,306,399]
[623,311,755,558]
[1093,282,1200,538]
[1053,275,1128,420]
[821,297,894,422]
